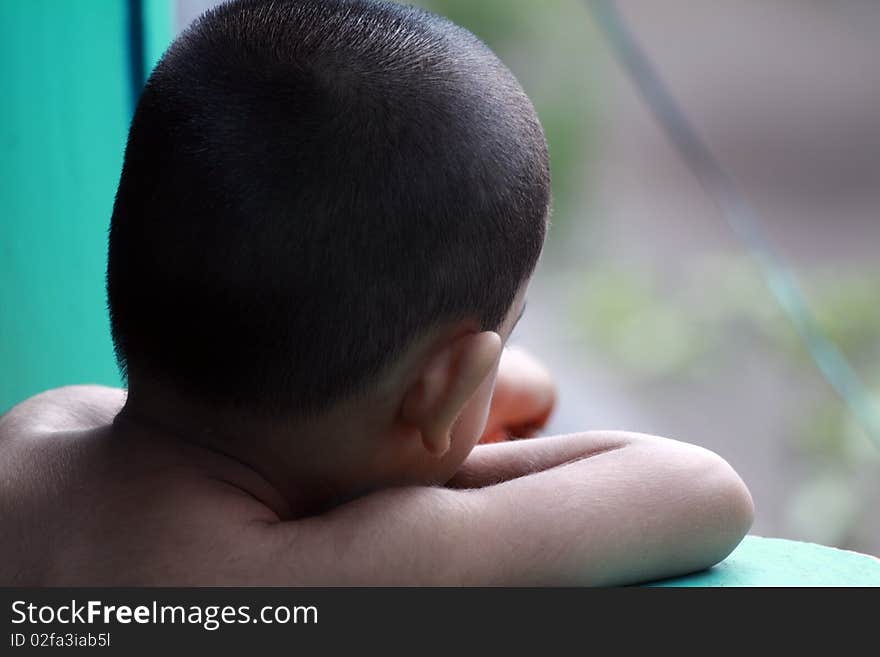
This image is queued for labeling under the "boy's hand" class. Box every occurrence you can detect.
[480,347,556,443]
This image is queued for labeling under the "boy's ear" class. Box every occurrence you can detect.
[400,330,502,457]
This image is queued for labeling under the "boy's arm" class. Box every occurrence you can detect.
[448,432,625,488]
[264,431,754,586]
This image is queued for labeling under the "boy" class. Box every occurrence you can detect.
[0,0,752,585]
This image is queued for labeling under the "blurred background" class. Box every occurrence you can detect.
[2,0,878,554]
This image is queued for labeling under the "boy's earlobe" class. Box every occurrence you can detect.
[400,331,502,457]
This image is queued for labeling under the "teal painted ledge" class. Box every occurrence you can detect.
[647,535,880,587]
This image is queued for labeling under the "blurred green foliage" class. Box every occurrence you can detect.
[573,269,708,378]
[574,257,880,547]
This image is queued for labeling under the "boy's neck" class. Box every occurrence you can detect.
[113,396,367,521]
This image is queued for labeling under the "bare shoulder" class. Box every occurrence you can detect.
[85,473,283,586]
[0,385,126,437]
[0,447,281,586]
[0,388,271,586]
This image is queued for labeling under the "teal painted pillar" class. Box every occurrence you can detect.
[0,0,171,412]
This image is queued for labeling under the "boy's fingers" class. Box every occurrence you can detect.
[480,347,556,442]
[494,347,556,418]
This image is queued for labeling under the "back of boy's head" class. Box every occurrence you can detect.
[107,0,550,417]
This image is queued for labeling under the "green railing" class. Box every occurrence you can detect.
[649,536,880,587]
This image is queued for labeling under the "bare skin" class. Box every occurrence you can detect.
[0,295,753,586]
[0,387,752,585]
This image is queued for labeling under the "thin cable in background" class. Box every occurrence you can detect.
[586,0,880,448]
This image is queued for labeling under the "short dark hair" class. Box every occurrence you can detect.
[107,0,550,416]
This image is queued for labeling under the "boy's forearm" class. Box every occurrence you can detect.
[446,432,630,489]
[469,433,755,585]
[264,431,752,586]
